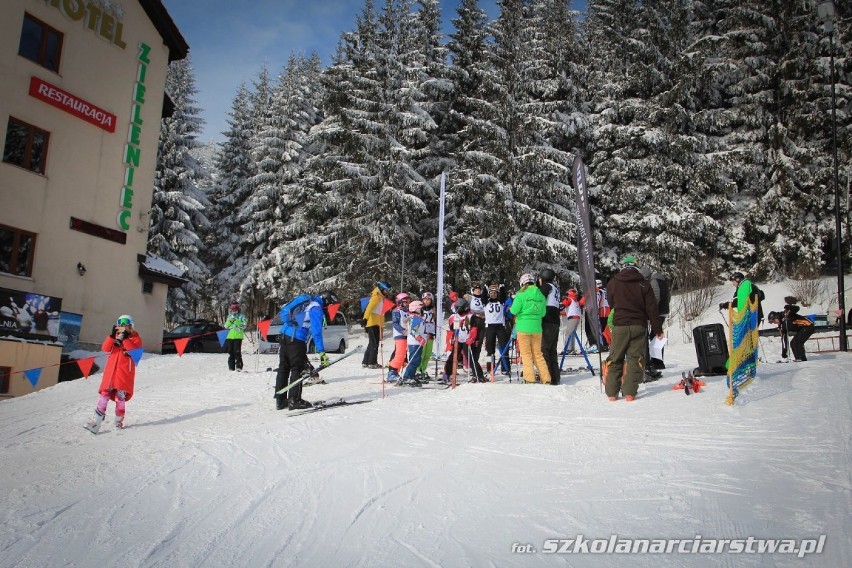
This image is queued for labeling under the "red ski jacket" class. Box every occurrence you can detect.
[98,332,143,401]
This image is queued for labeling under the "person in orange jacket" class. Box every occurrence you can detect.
[84,314,143,433]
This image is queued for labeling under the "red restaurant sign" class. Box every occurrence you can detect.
[28,76,116,133]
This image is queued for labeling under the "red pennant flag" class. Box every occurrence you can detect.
[76,357,96,378]
[382,298,395,314]
[174,337,190,357]
[257,319,272,340]
[327,303,340,322]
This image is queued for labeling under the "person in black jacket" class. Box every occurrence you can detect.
[768,306,814,362]
[537,268,562,385]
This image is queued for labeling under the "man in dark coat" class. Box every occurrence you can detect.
[604,255,664,401]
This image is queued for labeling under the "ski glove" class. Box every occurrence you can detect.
[319,352,330,368]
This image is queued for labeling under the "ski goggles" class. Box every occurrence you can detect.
[116,316,134,326]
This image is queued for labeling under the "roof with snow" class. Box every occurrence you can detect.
[137,254,188,287]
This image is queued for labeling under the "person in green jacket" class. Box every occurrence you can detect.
[225,300,247,371]
[509,273,552,384]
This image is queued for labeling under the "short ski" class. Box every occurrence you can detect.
[286,398,371,416]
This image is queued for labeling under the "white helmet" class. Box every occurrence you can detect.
[519,273,535,287]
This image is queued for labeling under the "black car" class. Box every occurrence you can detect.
[162,320,226,354]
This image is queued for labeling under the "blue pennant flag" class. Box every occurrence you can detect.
[128,347,145,366]
[216,329,228,347]
[360,297,369,311]
[23,368,42,388]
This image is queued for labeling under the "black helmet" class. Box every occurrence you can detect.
[454,298,470,313]
[730,271,745,283]
[767,311,780,322]
[539,268,556,283]
[321,291,339,306]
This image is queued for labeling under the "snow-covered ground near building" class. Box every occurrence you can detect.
[1,280,850,567]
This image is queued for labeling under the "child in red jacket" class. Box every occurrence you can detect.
[84,315,143,433]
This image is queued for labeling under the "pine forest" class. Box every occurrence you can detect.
[148,0,851,322]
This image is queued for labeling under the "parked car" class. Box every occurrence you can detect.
[162,320,226,354]
[259,312,350,354]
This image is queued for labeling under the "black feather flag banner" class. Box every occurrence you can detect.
[572,156,601,344]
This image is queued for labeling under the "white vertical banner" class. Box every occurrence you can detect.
[436,172,447,351]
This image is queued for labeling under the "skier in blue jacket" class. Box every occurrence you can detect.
[274,291,337,410]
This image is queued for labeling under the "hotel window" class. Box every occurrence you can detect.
[3,118,50,174]
[18,13,63,72]
[0,224,37,277]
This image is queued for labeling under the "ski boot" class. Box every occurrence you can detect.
[288,398,313,411]
[84,411,105,434]
[115,416,125,429]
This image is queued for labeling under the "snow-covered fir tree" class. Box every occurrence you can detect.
[206,83,255,312]
[241,53,325,308]
[149,57,211,323]
[444,0,521,287]
[507,0,585,279]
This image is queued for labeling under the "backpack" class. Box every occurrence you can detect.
[279,294,314,339]
[652,274,671,316]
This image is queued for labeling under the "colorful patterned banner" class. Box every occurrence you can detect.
[726,297,760,405]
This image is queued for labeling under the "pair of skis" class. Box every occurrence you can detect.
[286,397,371,416]
[673,371,706,395]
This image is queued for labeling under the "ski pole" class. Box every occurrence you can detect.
[496,334,513,376]
[401,341,425,383]
[276,347,361,395]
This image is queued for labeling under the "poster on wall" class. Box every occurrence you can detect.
[0,287,63,339]
[57,312,82,353]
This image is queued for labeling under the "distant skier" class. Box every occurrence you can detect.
[362,281,392,369]
[416,291,437,381]
[484,284,511,375]
[768,309,814,362]
[224,300,247,371]
[509,273,552,384]
[537,268,561,385]
[84,315,143,433]
[604,256,663,402]
[386,292,411,383]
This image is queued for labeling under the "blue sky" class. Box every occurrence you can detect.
[162,0,587,143]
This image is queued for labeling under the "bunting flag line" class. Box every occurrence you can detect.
[5,287,466,384]
[128,347,145,366]
[327,303,340,322]
[76,356,96,378]
[174,337,190,357]
[257,319,272,340]
[216,329,228,347]
[24,368,42,388]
